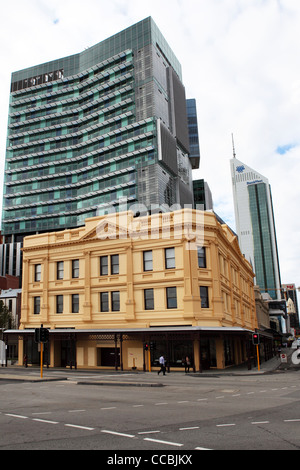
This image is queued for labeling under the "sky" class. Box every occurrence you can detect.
[0,0,299,306]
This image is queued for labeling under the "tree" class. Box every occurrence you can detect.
[0,301,16,330]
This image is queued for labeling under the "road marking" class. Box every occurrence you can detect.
[138,430,160,435]
[144,437,183,447]
[247,392,255,395]
[179,426,199,431]
[155,402,168,406]
[68,409,86,413]
[5,413,28,419]
[132,405,144,408]
[178,400,189,404]
[101,430,135,438]
[216,423,236,427]
[101,407,116,410]
[65,424,95,431]
[33,418,59,424]
[284,419,300,422]
[215,396,224,399]
[232,394,241,397]
[195,446,213,450]
[197,398,208,401]
[251,421,270,425]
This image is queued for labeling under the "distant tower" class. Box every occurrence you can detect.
[230,157,282,300]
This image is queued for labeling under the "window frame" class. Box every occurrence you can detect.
[143,250,153,271]
[56,295,64,314]
[197,246,206,269]
[34,264,41,282]
[57,261,64,280]
[71,294,79,313]
[200,286,209,308]
[72,259,79,279]
[144,288,154,310]
[100,292,109,312]
[111,291,120,312]
[34,296,40,315]
[111,254,119,275]
[165,247,175,269]
[100,256,108,276]
[166,286,177,309]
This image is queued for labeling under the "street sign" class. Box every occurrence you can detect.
[280,353,287,363]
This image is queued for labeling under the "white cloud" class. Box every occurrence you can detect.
[0,0,299,302]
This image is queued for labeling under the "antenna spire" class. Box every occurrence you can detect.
[232,133,236,158]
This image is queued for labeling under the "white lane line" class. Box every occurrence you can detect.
[216,423,236,427]
[144,437,183,447]
[101,430,135,438]
[138,430,160,435]
[284,419,300,422]
[155,402,168,406]
[132,405,144,408]
[247,392,255,395]
[215,396,224,399]
[177,401,189,404]
[251,421,270,425]
[179,426,199,431]
[5,413,28,419]
[232,394,241,397]
[33,418,59,424]
[68,409,86,413]
[195,446,213,450]
[101,407,116,410]
[65,424,95,431]
[197,398,208,401]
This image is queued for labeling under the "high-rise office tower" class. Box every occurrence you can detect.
[1,17,199,278]
[230,157,281,300]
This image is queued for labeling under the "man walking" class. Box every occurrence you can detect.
[158,355,166,375]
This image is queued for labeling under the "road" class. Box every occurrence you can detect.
[0,368,299,452]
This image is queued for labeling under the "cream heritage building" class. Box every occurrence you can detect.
[6,209,260,371]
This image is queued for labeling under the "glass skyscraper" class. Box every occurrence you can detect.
[230,157,281,300]
[1,17,199,277]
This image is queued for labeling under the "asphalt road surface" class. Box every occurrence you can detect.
[0,368,299,453]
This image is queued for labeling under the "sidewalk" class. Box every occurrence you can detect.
[0,350,295,385]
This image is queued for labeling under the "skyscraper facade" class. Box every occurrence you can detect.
[230,157,281,300]
[1,17,199,277]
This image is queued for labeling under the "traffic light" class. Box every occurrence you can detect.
[39,327,49,343]
[150,341,156,351]
[252,333,260,345]
[144,343,149,351]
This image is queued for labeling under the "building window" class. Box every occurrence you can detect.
[143,250,153,271]
[35,264,41,282]
[57,261,64,280]
[200,286,209,308]
[72,294,79,313]
[111,291,120,311]
[100,256,108,275]
[34,297,40,315]
[72,259,79,278]
[111,254,119,275]
[166,287,177,309]
[56,295,63,314]
[144,288,154,310]
[100,292,109,312]
[197,246,206,268]
[165,248,175,269]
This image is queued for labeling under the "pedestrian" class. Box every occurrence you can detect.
[23,354,28,368]
[158,355,166,375]
[185,356,190,373]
